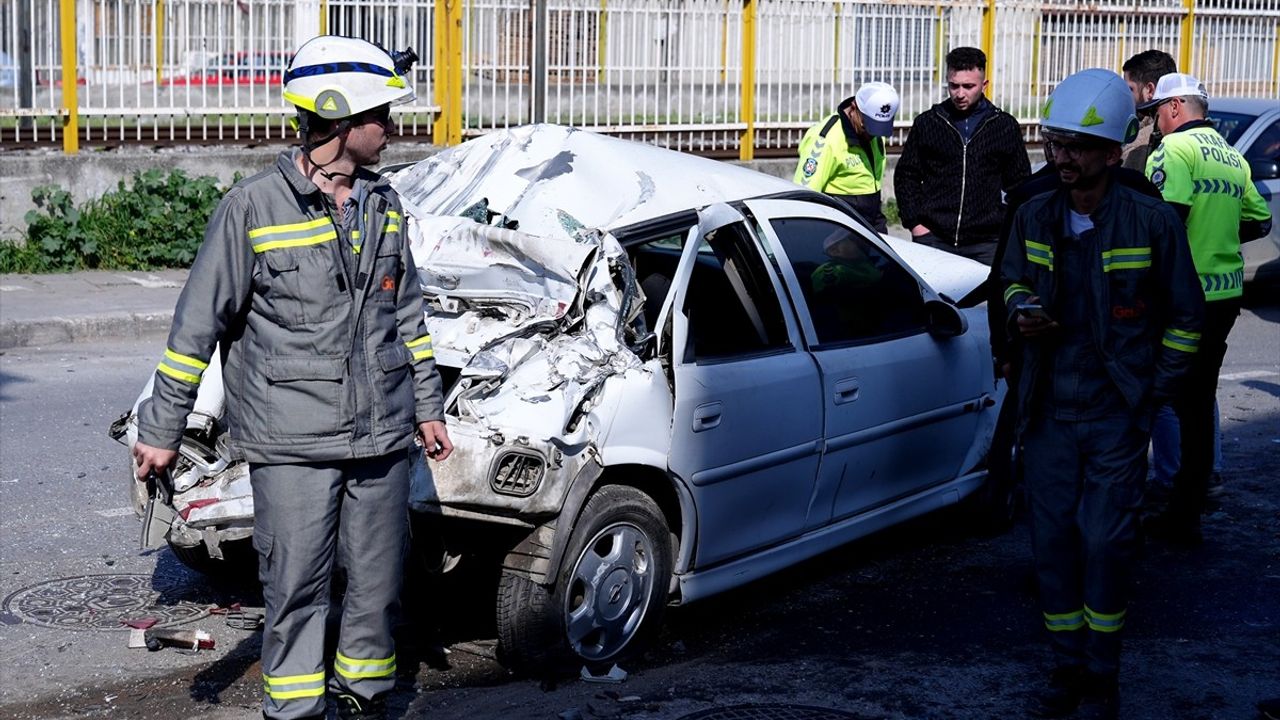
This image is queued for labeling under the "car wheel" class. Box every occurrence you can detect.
[971,440,1021,535]
[496,485,672,672]
[167,537,258,581]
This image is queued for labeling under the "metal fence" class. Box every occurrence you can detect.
[2,0,1278,155]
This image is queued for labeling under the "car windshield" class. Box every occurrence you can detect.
[1209,111,1257,145]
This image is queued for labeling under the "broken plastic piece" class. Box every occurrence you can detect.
[579,664,627,684]
[143,628,214,651]
[122,617,158,630]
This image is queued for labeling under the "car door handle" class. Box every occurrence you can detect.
[833,378,860,405]
[692,402,723,432]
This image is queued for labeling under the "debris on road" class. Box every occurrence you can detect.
[580,664,627,684]
[139,628,215,652]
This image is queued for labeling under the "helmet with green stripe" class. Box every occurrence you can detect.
[1040,68,1138,145]
[283,35,415,121]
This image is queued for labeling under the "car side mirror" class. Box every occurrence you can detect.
[925,299,968,339]
[1249,159,1280,181]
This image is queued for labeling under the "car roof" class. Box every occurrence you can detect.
[390,124,800,241]
[1208,97,1280,117]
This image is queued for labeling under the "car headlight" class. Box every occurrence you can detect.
[489,450,545,497]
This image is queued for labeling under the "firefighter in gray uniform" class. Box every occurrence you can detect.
[1001,69,1203,719]
[132,36,452,720]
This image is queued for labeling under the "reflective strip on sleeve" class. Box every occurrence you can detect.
[1101,247,1152,272]
[334,652,396,680]
[1162,328,1201,353]
[155,348,209,385]
[386,223,400,233]
[249,217,337,253]
[387,210,401,219]
[1025,240,1054,270]
[385,210,401,234]
[1084,605,1126,633]
[262,671,326,701]
[406,334,433,361]
[1004,283,1033,304]
[1043,609,1086,632]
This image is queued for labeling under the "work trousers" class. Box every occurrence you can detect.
[1023,411,1147,679]
[251,452,410,720]
[1166,297,1241,523]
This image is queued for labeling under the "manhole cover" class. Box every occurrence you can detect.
[676,705,870,720]
[2,574,210,630]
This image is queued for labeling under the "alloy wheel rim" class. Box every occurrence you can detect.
[563,520,654,661]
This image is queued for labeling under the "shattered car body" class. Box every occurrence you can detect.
[115,124,1005,669]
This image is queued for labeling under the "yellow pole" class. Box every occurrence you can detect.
[433,0,447,144]
[1030,17,1040,97]
[597,0,607,85]
[320,0,328,35]
[980,0,995,99]
[1116,21,1125,73]
[739,0,756,161]
[1179,0,1194,74]
[155,0,164,85]
[833,3,841,87]
[1272,21,1279,96]
[447,0,464,146]
[935,5,944,85]
[60,0,78,154]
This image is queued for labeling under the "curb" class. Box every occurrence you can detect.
[0,312,174,350]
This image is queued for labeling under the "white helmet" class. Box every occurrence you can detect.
[1041,68,1138,145]
[283,35,415,120]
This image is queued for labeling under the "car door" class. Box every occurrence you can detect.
[744,198,989,522]
[659,203,824,568]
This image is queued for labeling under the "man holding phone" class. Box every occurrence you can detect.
[1001,70,1203,718]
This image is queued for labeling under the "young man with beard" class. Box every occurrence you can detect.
[132,36,453,720]
[895,46,1030,264]
[1120,50,1177,172]
[1001,69,1204,719]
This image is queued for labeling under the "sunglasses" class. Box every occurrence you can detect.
[354,105,393,126]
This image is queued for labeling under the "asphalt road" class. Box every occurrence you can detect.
[0,294,1277,720]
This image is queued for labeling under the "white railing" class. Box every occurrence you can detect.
[2,0,1277,153]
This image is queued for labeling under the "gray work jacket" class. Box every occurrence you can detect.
[1000,174,1205,432]
[137,150,445,463]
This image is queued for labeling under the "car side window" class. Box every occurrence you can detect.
[769,217,926,345]
[1244,121,1280,163]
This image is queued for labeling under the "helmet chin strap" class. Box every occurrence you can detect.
[298,115,357,183]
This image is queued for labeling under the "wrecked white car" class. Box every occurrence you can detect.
[112,124,1006,670]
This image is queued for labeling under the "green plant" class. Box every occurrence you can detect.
[1,169,234,273]
[883,198,900,228]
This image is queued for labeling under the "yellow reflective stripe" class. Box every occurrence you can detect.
[1102,247,1152,272]
[248,217,331,239]
[1005,283,1033,304]
[352,230,361,240]
[1163,328,1201,353]
[1043,610,1086,631]
[386,223,400,233]
[163,349,208,371]
[261,670,326,700]
[252,230,337,253]
[411,348,435,361]
[334,652,396,679]
[157,362,201,385]
[386,210,401,220]
[1084,605,1125,632]
[405,335,432,348]
[1025,240,1054,269]
[353,245,362,255]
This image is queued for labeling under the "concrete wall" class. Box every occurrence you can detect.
[0,143,901,241]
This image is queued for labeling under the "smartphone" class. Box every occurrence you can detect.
[1016,302,1052,322]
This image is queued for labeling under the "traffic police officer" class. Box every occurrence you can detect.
[794,82,900,232]
[1002,69,1204,718]
[1141,72,1273,544]
[132,36,453,720]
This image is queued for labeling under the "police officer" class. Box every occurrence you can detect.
[794,82,899,233]
[132,36,452,720]
[1002,69,1204,719]
[1141,73,1273,545]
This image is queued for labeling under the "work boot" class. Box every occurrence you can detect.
[335,693,386,720]
[1031,665,1086,718]
[1144,510,1202,547]
[1075,672,1119,720]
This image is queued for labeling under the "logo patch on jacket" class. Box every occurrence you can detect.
[1112,299,1147,320]
[803,156,818,178]
[381,275,396,292]
[1150,168,1165,189]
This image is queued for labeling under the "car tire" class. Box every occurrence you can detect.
[167,537,258,581]
[496,485,672,673]
[971,440,1021,536]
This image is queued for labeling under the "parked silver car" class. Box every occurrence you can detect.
[115,125,1008,670]
[1209,97,1280,284]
